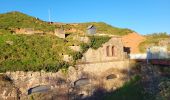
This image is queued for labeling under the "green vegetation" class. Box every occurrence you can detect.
[0,11,131,72]
[104,75,154,100]
[0,32,111,72]
[139,32,170,52]
[0,11,57,33]
[72,22,134,36]
[89,36,111,49]
[71,36,111,63]
[0,11,133,36]
[71,51,83,61]
[80,43,90,53]
[79,36,111,53]
[0,33,72,72]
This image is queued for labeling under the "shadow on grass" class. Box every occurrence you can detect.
[82,75,155,100]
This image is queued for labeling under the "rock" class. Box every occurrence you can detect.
[5,41,14,45]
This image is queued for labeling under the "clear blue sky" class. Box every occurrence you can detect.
[0,0,170,34]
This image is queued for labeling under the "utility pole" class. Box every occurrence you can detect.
[48,9,51,22]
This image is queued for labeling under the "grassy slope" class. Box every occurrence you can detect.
[62,22,134,36]
[0,11,134,72]
[0,33,74,72]
[139,33,170,52]
[0,11,57,32]
[0,11,133,36]
[80,22,133,35]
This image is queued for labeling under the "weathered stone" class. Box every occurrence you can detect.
[81,36,125,63]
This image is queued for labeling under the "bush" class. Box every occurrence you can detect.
[139,32,170,53]
[72,52,83,61]
[89,36,111,49]
[80,43,89,53]
[43,61,69,72]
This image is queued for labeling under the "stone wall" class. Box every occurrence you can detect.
[54,29,66,38]
[1,59,129,99]
[82,37,125,63]
[76,60,129,76]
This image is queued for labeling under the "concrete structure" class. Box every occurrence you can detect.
[147,46,168,59]
[87,25,96,35]
[130,46,170,60]
[81,36,125,63]
[130,54,147,59]
[54,29,66,38]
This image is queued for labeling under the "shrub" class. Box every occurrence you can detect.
[80,43,89,53]
[139,32,170,53]
[89,36,111,49]
[0,34,72,72]
[72,52,83,61]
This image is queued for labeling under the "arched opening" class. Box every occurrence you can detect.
[112,46,115,56]
[74,78,90,87]
[106,74,117,80]
[28,85,50,95]
[106,46,110,56]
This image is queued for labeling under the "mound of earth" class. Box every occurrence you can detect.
[122,32,146,54]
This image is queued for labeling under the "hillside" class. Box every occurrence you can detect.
[0,33,74,72]
[0,11,141,73]
[0,11,56,33]
[139,33,170,53]
[59,22,134,36]
[122,32,146,53]
[0,11,133,36]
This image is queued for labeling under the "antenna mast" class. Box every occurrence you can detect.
[48,9,51,22]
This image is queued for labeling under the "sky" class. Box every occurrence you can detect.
[0,0,170,35]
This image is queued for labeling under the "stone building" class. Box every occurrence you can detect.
[87,25,96,35]
[81,36,125,63]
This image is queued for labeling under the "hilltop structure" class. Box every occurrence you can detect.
[87,25,96,35]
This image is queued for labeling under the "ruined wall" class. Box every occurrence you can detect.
[54,29,66,38]
[82,37,125,63]
[76,60,129,76]
[0,59,129,99]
